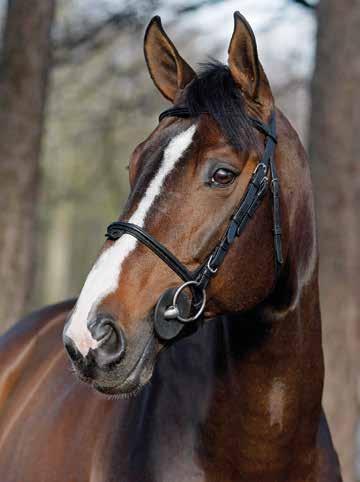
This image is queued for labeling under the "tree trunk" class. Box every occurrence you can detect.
[309,1,360,481]
[0,0,56,333]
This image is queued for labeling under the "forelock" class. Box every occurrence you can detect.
[184,61,258,151]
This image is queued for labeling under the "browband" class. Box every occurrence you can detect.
[158,107,278,144]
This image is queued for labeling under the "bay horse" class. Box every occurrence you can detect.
[0,13,342,482]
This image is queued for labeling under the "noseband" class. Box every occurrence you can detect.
[106,108,283,341]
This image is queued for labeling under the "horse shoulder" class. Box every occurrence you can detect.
[0,299,75,411]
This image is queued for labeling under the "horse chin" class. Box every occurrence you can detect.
[93,378,148,399]
[92,336,157,399]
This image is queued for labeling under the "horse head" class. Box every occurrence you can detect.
[63,13,298,397]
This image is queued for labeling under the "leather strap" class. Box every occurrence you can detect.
[196,111,282,288]
[159,107,192,122]
[270,154,283,272]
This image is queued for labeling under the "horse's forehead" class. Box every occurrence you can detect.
[129,121,198,200]
[144,115,220,156]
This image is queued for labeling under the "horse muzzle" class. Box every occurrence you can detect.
[63,314,126,370]
[63,314,157,396]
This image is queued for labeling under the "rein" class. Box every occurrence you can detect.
[106,108,283,341]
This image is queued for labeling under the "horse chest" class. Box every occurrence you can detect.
[106,418,228,482]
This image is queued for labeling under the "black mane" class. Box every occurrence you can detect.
[184,61,257,151]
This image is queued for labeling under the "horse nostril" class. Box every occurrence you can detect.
[63,334,83,364]
[87,316,126,368]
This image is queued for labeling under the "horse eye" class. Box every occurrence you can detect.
[211,168,236,186]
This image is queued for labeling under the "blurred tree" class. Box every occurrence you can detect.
[0,0,56,331]
[309,1,360,481]
[292,0,317,8]
[53,0,225,65]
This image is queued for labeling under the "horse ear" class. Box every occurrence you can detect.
[144,16,196,102]
[228,12,272,104]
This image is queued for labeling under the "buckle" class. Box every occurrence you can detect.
[206,254,218,274]
[254,162,268,175]
[258,176,269,198]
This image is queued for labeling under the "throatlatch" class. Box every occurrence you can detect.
[106,109,282,341]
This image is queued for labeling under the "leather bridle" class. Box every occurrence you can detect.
[106,108,283,341]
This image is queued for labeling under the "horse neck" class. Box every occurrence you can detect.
[117,113,325,478]
[102,281,324,480]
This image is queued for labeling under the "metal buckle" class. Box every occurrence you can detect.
[259,176,269,194]
[164,280,206,323]
[254,162,268,175]
[206,254,218,274]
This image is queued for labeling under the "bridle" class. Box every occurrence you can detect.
[106,108,283,341]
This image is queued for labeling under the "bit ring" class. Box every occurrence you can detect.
[168,280,206,323]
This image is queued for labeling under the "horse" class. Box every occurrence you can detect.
[0,12,342,482]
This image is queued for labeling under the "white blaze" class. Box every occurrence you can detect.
[66,125,196,356]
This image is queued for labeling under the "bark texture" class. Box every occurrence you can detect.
[0,0,56,332]
[309,1,360,481]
